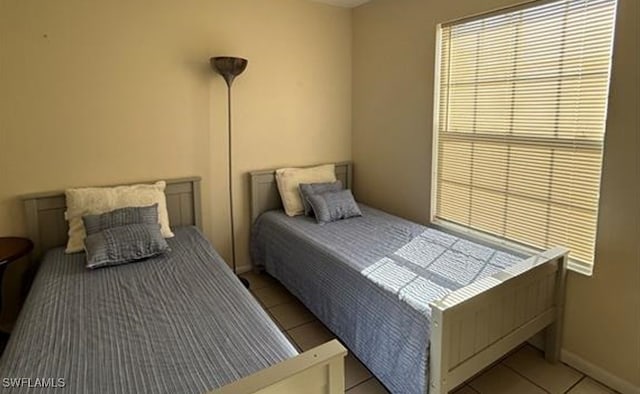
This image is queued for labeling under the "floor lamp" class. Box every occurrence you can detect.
[210,56,250,289]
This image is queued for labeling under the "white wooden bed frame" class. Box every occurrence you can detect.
[250,162,569,394]
[21,177,347,394]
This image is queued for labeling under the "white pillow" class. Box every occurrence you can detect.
[275,164,336,217]
[64,181,174,253]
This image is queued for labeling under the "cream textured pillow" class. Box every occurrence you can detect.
[64,181,174,253]
[275,164,336,217]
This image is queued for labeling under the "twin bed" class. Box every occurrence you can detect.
[0,178,346,394]
[250,162,568,394]
[1,165,568,394]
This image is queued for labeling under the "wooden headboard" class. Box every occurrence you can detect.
[22,177,202,260]
[249,161,352,223]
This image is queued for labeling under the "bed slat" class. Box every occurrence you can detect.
[209,340,347,394]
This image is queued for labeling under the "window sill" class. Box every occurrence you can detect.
[566,260,593,276]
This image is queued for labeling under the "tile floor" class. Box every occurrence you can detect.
[241,271,619,394]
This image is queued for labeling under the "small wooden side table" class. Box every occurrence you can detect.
[0,237,33,334]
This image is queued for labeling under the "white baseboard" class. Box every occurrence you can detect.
[527,337,639,394]
[560,349,640,394]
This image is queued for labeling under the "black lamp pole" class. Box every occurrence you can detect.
[210,56,249,289]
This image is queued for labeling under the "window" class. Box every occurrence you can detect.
[432,0,617,272]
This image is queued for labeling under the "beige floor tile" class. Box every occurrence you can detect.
[252,284,298,308]
[568,378,617,394]
[265,309,287,333]
[470,364,546,394]
[287,320,336,351]
[346,378,389,394]
[503,345,583,393]
[345,353,372,389]
[239,271,278,290]
[452,385,479,394]
[267,301,315,330]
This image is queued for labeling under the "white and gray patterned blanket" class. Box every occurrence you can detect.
[251,205,525,394]
[0,227,297,394]
[363,228,521,315]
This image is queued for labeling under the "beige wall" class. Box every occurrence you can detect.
[353,0,639,390]
[0,0,352,272]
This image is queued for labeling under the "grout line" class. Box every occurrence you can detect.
[564,376,585,393]
[465,384,480,393]
[281,318,318,332]
[266,299,305,311]
[252,284,296,305]
[346,377,373,392]
[520,345,591,387]
[502,362,553,393]
[573,376,620,394]
[285,319,326,334]
[259,299,294,309]
[265,301,298,314]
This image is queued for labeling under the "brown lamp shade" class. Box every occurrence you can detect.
[210,57,248,87]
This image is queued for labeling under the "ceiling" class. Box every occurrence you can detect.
[310,0,371,8]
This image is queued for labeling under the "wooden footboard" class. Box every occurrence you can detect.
[209,340,347,394]
[429,247,569,394]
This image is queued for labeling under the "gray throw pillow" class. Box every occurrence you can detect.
[83,204,159,235]
[84,223,170,269]
[299,181,343,216]
[306,189,362,225]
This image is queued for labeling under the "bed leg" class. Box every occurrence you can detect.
[429,308,450,394]
[544,322,562,363]
[544,254,568,363]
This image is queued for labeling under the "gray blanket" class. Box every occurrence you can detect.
[251,205,525,394]
[0,226,297,393]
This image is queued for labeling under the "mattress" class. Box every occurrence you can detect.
[0,226,297,394]
[251,205,526,394]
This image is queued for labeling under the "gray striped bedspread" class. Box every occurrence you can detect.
[251,205,526,394]
[0,226,297,394]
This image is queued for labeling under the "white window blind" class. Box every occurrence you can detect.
[433,0,617,268]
